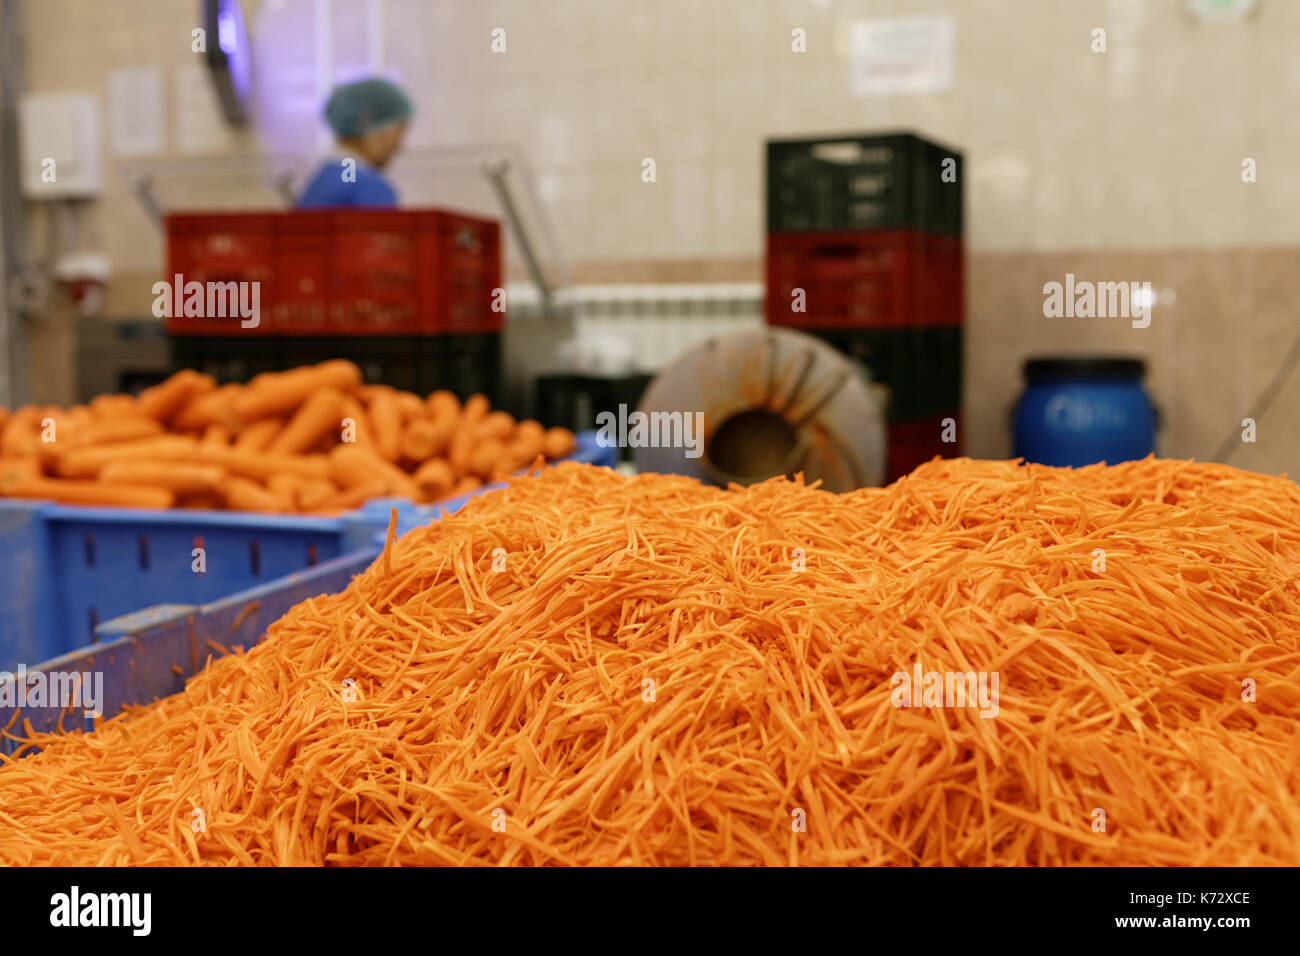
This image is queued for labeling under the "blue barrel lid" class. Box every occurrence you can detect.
[1024,356,1146,383]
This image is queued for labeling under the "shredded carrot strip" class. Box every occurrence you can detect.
[1,456,1299,865]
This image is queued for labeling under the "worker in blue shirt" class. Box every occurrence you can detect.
[297,78,412,208]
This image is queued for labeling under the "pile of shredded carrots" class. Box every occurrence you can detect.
[2,456,1299,865]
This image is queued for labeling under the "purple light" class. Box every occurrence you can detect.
[218,11,237,54]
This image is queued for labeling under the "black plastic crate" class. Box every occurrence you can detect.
[767,132,962,236]
[535,372,654,459]
[804,325,961,423]
[423,333,503,404]
[289,335,501,402]
[169,335,287,384]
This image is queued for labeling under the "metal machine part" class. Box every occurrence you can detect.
[484,156,555,313]
[634,327,886,492]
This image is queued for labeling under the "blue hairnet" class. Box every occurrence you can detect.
[324,78,413,139]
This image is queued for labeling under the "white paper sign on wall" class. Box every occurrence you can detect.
[849,15,955,98]
[109,67,164,157]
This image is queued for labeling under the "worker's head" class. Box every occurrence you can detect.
[324,77,412,169]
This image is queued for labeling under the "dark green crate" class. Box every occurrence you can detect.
[767,132,963,236]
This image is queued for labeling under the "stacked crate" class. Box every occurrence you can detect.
[765,133,963,481]
[164,208,502,401]
[534,372,655,462]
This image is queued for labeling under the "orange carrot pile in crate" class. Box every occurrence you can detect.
[0,361,575,513]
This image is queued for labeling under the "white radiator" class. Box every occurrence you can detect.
[506,282,765,373]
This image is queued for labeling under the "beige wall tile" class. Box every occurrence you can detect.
[23,0,1299,258]
[1229,343,1300,477]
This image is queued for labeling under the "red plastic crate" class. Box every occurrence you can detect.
[164,209,501,337]
[163,213,277,336]
[423,211,503,334]
[331,211,424,334]
[273,211,333,334]
[887,409,962,482]
[766,228,962,330]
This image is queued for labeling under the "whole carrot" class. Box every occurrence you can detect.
[339,397,375,451]
[175,492,224,510]
[0,457,41,491]
[296,476,340,511]
[446,474,482,498]
[232,360,362,423]
[54,435,198,478]
[172,383,240,431]
[267,388,345,456]
[461,393,490,427]
[426,389,460,422]
[329,445,419,500]
[137,369,214,423]
[306,478,390,513]
[193,445,329,481]
[89,393,142,420]
[476,410,515,442]
[469,439,509,480]
[267,472,309,504]
[5,476,174,509]
[394,391,425,422]
[399,419,441,463]
[0,407,40,458]
[220,475,286,512]
[201,422,232,446]
[511,420,545,463]
[99,460,228,496]
[542,427,576,459]
[232,417,283,453]
[413,458,454,501]
[65,418,165,448]
[367,388,403,462]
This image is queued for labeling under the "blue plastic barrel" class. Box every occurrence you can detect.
[1013,358,1156,467]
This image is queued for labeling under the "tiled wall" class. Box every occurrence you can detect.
[969,247,1300,474]
[19,0,1300,473]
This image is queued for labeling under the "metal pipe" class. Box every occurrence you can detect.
[271,169,298,207]
[483,156,553,314]
[0,0,27,405]
[130,173,163,227]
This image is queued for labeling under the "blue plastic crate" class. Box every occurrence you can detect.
[0,501,391,671]
[0,432,619,754]
[0,547,380,754]
[568,429,620,469]
[0,431,615,671]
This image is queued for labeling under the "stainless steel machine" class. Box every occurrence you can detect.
[634,327,887,492]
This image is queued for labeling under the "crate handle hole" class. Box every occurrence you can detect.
[83,533,95,567]
[306,543,318,567]
[138,534,150,571]
[249,539,261,576]
[88,607,99,643]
